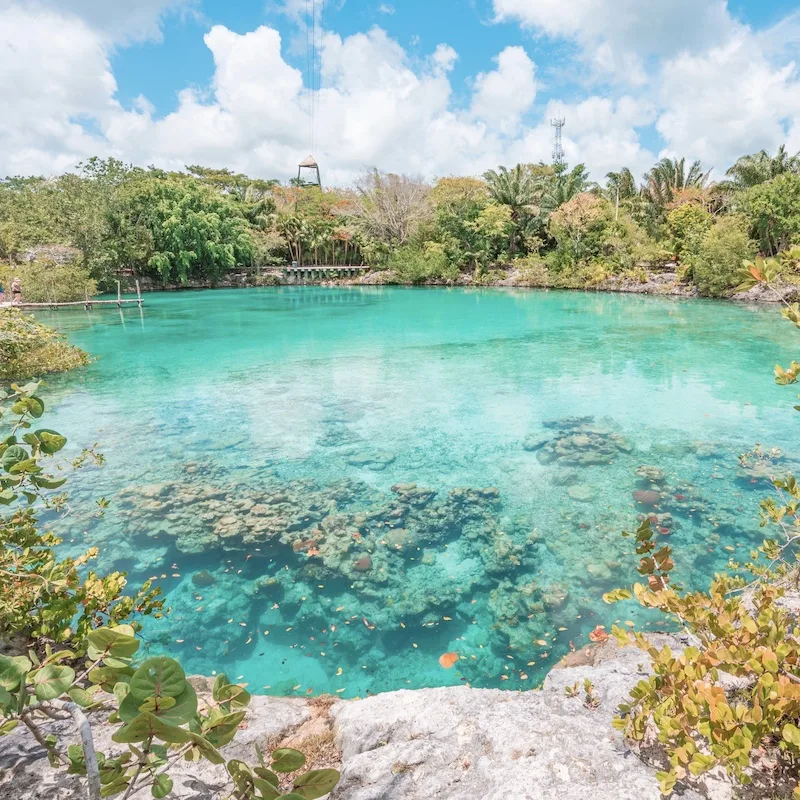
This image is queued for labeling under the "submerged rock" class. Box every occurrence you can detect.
[567,485,596,503]
[353,555,373,572]
[632,489,661,507]
[191,570,216,588]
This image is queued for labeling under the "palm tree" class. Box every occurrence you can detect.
[723,145,800,189]
[645,157,711,208]
[483,165,541,255]
[540,163,593,216]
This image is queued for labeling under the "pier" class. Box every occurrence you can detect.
[4,281,144,311]
[283,265,371,281]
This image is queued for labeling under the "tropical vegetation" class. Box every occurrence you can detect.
[0,381,340,799]
[604,260,800,797]
[1,146,799,299]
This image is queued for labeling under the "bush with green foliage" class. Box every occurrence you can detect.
[689,215,756,297]
[0,260,97,303]
[0,383,341,799]
[666,203,712,262]
[387,243,460,284]
[0,309,89,381]
[604,265,800,797]
[743,172,800,256]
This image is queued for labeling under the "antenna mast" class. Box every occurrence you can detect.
[551,117,566,166]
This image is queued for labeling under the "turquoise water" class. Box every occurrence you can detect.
[35,287,799,697]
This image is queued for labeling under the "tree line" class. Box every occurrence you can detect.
[0,146,799,298]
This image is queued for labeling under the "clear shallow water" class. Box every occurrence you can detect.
[35,287,800,697]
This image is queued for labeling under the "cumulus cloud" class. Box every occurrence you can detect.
[471,46,537,134]
[2,0,800,187]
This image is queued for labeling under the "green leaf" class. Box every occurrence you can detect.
[0,719,19,736]
[186,732,225,765]
[129,657,186,701]
[1,445,28,471]
[292,769,341,799]
[36,430,67,454]
[279,795,307,800]
[253,768,279,787]
[0,655,30,691]
[784,723,800,748]
[31,475,67,490]
[112,713,191,745]
[151,774,173,799]
[69,687,95,708]
[87,628,140,660]
[33,664,75,701]
[271,748,306,773]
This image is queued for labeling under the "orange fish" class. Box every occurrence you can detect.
[439,652,459,669]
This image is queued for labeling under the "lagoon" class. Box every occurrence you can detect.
[37,286,800,697]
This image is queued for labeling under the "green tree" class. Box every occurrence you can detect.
[116,173,254,284]
[666,203,712,261]
[483,164,542,255]
[724,145,800,190]
[743,172,800,255]
[689,215,756,296]
[645,157,711,209]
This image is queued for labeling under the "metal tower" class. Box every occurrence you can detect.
[551,118,566,166]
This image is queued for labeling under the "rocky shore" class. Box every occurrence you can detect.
[2,635,712,800]
[129,266,796,304]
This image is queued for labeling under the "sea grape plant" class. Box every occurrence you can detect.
[603,263,800,797]
[0,384,341,799]
[0,633,340,799]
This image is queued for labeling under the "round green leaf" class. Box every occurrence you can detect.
[33,664,75,701]
[2,445,28,471]
[292,769,341,799]
[130,657,186,701]
[271,748,306,773]
[0,655,30,691]
[36,430,67,454]
[112,713,191,744]
[152,774,173,799]
[87,628,140,660]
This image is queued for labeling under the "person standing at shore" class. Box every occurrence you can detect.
[10,277,21,305]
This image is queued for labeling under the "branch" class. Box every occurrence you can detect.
[49,699,101,800]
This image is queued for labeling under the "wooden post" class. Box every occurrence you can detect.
[117,281,122,307]
[84,287,91,311]
[135,280,142,308]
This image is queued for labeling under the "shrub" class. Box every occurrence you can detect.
[666,203,712,262]
[606,272,800,797]
[0,383,340,799]
[690,215,757,297]
[0,309,89,381]
[0,260,97,303]
[743,173,800,255]
[388,243,460,284]
[549,193,613,267]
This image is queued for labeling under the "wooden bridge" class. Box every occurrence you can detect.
[5,281,144,311]
[283,265,371,280]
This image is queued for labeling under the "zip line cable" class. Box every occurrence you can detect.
[303,0,323,157]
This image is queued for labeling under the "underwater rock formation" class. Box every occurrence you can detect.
[526,417,633,467]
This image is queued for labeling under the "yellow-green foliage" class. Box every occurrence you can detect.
[690,215,756,297]
[666,203,712,261]
[607,278,800,797]
[0,309,89,381]
[0,260,97,303]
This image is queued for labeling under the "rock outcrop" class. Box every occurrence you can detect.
[0,637,705,800]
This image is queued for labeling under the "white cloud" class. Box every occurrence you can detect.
[471,46,537,134]
[655,33,800,171]
[378,4,395,15]
[0,0,196,44]
[2,0,800,188]
[492,0,735,84]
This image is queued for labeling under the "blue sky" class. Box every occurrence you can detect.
[1,0,799,183]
